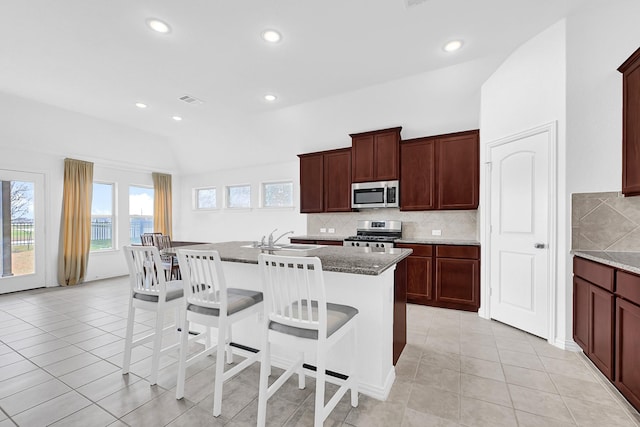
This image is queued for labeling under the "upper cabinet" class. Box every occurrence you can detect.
[350,127,401,183]
[298,148,352,213]
[619,47,640,196]
[401,130,479,211]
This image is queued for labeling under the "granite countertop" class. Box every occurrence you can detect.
[169,241,412,276]
[291,235,480,246]
[572,251,640,275]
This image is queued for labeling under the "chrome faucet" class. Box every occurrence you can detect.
[268,229,294,247]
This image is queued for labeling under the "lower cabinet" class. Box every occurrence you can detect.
[396,243,480,311]
[573,256,640,411]
[572,257,615,380]
[289,238,342,246]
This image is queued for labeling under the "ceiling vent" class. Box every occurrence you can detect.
[404,0,430,7]
[178,94,205,105]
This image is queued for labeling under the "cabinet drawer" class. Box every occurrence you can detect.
[290,238,315,244]
[435,245,479,259]
[396,243,432,257]
[573,257,614,292]
[316,240,343,246]
[617,270,640,306]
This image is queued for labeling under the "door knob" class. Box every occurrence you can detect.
[534,243,546,249]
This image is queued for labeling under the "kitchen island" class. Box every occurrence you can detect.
[169,241,412,400]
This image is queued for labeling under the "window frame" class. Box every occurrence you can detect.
[193,186,218,211]
[129,184,154,245]
[260,180,295,209]
[225,184,252,209]
[90,181,116,252]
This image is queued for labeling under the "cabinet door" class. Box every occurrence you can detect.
[324,149,352,212]
[374,131,399,181]
[393,258,407,365]
[400,138,436,210]
[351,135,375,183]
[619,49,640,196]
[589,284,615,380]
[405,256,433,305]
[435,258,480,311]
[299,153,324,213]
[573,276,590,352]
[616,298,640,409]
[436,131,479,209]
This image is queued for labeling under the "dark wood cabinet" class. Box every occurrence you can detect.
[350,127,401,183]
[396,244,433,305]
[400,137,436,210]
[290,238,342,246]
[323,148,352,212]
[393,258,407,365]
[396,243,479,311]
[400,130,479,211]
[298,148,351,213]
[299,153,324,213]
[619,47,640,196]
[616,297,640,409]
[435,245,480,311]
[572,257,616,381]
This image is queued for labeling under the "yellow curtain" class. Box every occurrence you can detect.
[58,158,93,286]
[152,172,172,238]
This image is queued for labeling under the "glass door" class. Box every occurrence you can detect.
[0,170,45,294]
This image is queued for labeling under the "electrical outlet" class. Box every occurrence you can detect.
[328,228,335,233]
[320,228,327,233]
[431,229,442,236]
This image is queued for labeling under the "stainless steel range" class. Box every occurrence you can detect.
[343,220,402,250]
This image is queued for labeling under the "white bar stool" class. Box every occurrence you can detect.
[257,254,359,427]
[174,249,263,417]
[122,245,184,385]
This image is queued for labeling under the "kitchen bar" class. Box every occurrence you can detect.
[166,241,412,400]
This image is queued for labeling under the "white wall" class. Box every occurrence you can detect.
[479,20,568,345]
[0,93,179,287]
[176,160,306,244]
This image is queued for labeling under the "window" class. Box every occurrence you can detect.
[195,187,217,209]
[129,185,154,244]
[91,183,114,251]
[262,181,293,208]
[226,185,251,208]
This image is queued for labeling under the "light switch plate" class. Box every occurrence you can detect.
[328,228,335,233]
[432,229,442,236]
[320,228,327,233]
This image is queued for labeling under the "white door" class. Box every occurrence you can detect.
[488,127,554,339]
[0,170,46,293]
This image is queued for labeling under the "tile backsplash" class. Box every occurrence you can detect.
[307,209,478,240]
[572,192,640,252]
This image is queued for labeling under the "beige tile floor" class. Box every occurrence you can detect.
[0,276,639,426]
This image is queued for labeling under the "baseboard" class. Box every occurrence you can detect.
[553,337,581,352]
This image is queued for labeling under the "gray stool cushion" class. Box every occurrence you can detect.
[269,301,358,339]
[133,280,184,302]
[187,288,263,317]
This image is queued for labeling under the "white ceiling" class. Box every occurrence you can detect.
[0,0,596,174]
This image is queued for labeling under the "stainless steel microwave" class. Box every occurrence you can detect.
[352,180,399,209]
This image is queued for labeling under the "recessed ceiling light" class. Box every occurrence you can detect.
[172,116,183,121]
[135,102,147,109]
[147,18,171,34]
[261,30,282,43]
[264,94,277,102]
[443,40,463,52]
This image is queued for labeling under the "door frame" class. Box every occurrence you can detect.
[480,122,558,344]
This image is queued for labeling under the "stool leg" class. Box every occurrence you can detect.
[213,320,226,417]
[350,326,358,407]
[314,349,327,427]
[149,307,164,385]
[122,301,135,375]
[226,324,233,364]
[175,317,190,399]
[257,332,270,427]
[297,351,305,389]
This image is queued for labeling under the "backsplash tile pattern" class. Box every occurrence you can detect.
[307,209,478,240]
[572,192,640,252]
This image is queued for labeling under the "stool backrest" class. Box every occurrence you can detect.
[141,233,161,247]
[258,254,327,338]
[176,249,227,309]
[156,235,172,250]
[123,245,169,299]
